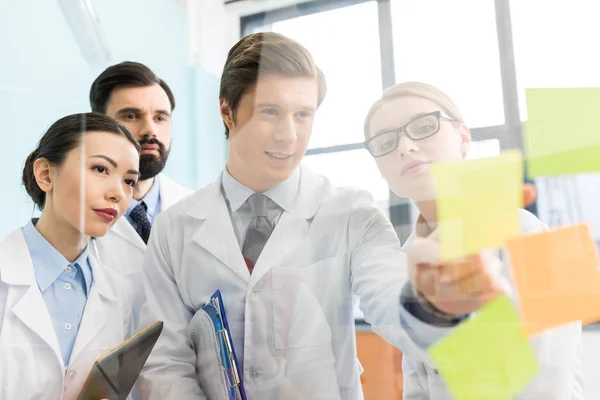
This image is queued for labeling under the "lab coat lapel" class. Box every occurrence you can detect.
[188,181,250,283]
[110,217,146,251]
[159,174,182,210]
[69,252,117,360]
[1,230,63,368]
[249,167,331,287]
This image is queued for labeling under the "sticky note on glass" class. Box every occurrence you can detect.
[524,87,600,178]
[507,223,600,336]
[432,150,523,260]
[428,295,539,400]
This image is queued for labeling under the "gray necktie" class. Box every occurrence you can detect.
[242,193,274,272]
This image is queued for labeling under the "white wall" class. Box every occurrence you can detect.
[0,0,209,238]
[582,330,600,398]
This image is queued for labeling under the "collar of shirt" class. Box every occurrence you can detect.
[21,219,92,294]
[126,174,161,219]
[221,167,299,212]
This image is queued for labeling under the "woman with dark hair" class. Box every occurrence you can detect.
[0,112,143,399]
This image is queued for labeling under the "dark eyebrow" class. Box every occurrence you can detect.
[116,107,141,115]
[254,103,316,113]
[90,155,141,177]
[91,155,117,167]
[155,109,171,117]
[254,103,281,109]
[117,107,171,117]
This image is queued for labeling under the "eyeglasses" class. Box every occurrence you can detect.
[364,110,455,158]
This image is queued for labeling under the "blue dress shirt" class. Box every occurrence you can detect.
[21,219,93,367]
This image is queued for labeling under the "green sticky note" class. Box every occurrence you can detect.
[432,150,523,260]
[428,295,539,400]
[524,87,600,178]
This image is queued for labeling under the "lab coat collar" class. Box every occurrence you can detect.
[187,166,326,221]
[185,166,331,286]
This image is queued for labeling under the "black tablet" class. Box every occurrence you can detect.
[77,320,163,400]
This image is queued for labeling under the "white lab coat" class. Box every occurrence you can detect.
[94,174,193,275]
[136,166,428,400]
[401,209,585,399]
[0,228,143,400]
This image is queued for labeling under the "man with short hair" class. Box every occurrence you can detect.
[90,61,192,271]
[136,33,461,399]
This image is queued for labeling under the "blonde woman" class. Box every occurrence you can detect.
[363,82,584,399]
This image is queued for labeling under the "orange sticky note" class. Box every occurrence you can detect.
[506,223,600,335]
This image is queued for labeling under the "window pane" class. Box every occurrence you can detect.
[260,2,383,149]
[301,149,390,216]
[510,0,600,120]
[466,138,501,160]
[391,0,505,128]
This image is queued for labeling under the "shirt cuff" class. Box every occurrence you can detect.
[399,303,459,348]
[399,282,470,348]
[400,281,467,326]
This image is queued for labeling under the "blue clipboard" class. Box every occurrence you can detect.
[196,290,247,400]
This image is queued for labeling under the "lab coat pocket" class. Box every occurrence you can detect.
[0,343,62,399]
[271,256,350,349]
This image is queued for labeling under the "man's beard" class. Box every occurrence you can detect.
[139,138,170,181]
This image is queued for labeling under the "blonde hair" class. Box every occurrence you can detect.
[363,81,464,138]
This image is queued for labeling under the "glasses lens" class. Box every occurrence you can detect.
[368,132,399,156]
[406,114,440,139]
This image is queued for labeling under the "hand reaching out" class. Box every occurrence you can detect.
[406,230,507,317]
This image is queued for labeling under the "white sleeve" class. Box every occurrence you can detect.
[516,321,583,399]
[347,190,433,364]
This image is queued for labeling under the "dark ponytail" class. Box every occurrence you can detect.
[22,149,45,210]
[22,112,140,210]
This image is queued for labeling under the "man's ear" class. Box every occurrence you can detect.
[220,99,235,132]
[33,158,54,194]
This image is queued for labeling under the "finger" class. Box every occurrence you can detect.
[407,237,440,265]
[437,255,482,283]
[430,280,496,315]
[435,269,479,296]
[426,291,474,315]
[435,259,497,297]
[454,268,495,295]
[479,249,504,277]
[414,264,440,296]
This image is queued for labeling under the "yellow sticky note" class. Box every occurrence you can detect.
[507,223,600,336]
[432,150,523,260]
[428,295,539,400]
[524,87,600,178]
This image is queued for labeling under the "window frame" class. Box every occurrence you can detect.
[240,0,526,243]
